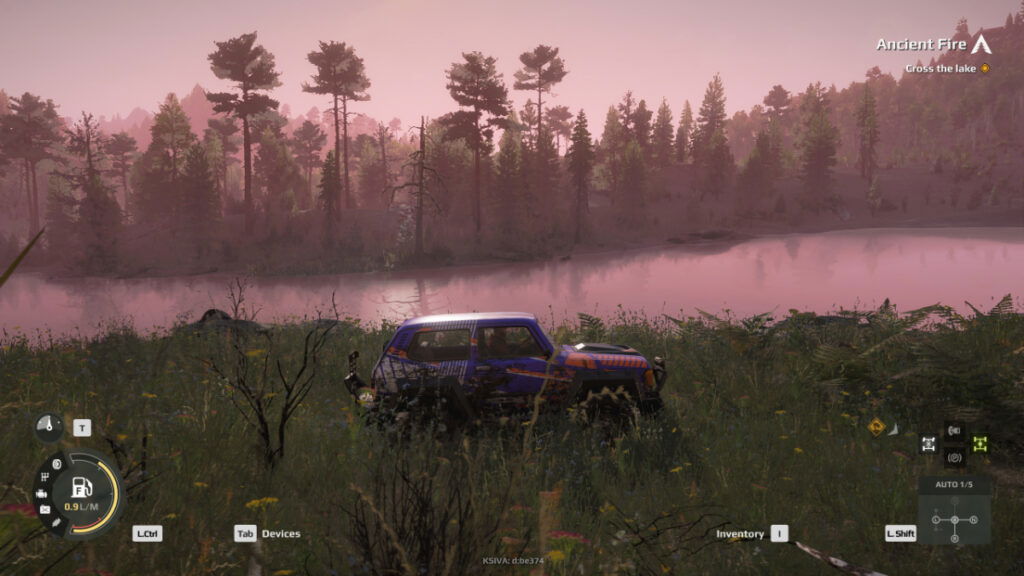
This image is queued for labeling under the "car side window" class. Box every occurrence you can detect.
[478,326,545,359]
[407,329,470,362]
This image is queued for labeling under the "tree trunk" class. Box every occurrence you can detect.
[415,117,425,257]
[332,94,341,221]
[306,164,313,210]
[121,164,129,211]
[342,97,352,211]
[537,85,543,140]
[242,114,253,234]
[473,116,482,242]
[379,130,389,210]
[23,160,36,237]
[29,160,40,237]
[575,178,584,244]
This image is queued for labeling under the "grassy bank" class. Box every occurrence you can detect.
[1,300,1023,575]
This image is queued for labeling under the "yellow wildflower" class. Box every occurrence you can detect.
[245,497,280,511]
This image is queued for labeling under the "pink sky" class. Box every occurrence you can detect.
[1,0,1017,130]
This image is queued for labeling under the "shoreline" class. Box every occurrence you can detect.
[3,224,1020,340]
[16,214,1024,282]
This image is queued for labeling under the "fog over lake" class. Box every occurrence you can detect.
[3,228,1022,338]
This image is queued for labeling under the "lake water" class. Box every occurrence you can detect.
[2,227,1022,338]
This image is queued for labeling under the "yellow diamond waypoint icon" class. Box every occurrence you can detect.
[868,417,887,437]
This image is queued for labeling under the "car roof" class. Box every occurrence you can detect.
[399,312,537,329]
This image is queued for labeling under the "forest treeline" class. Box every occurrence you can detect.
[1,13,1023,275]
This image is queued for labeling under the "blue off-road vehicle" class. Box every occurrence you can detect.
[344,312,666,424]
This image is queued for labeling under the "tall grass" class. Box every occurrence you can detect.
[1,298,1022,575]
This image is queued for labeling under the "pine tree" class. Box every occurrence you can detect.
[303,41,371,211]
[737,129,777,201]
[544,105,573,153]
[675,101,693,164]
[798,82,840,210]
[133,94,197,226]
[616,92,637,136]
[180,142,220,259]
[44,176,77,259]
[632,99,653,160]
[693,74,728,163]
[318,150,340,244]
[291,120,327,209]
[67,112,121,273]
[77,172,121,273]
[566,109,594,244]
[104,132,137,210]
[201,130,225,195]
[439,51,510,241]
[493,115,524,242]
[152,94,193,179]
[855,82,880,181]
[513,45,568,139]
[1,93,64,236]
[207,32,281,234]
[762,85,790,177]
[600,107,626,198]
[254,125,301,223]
[520,100,538,148]
[532,128,561,238]
[373,123,393,209]
[651,99,675,169]
[694,75,733,198]
[953,18,970,42]
[702,129,734,200]
[621,140,647,214]
[762,85,791,119]
[206,116,240,196]
[357,136,388,209]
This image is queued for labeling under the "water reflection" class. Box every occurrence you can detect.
[2,227,1022,338]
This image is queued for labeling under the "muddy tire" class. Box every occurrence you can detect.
[569,384,642,431]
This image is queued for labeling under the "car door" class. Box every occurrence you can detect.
[473,324,552,397]
[402,327,472,389]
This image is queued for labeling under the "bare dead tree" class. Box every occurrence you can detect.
[339,439,515,576]
[203,288,336,469]
[375,122,394,210]
[605,503,730,575]
[388,117,448,258]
